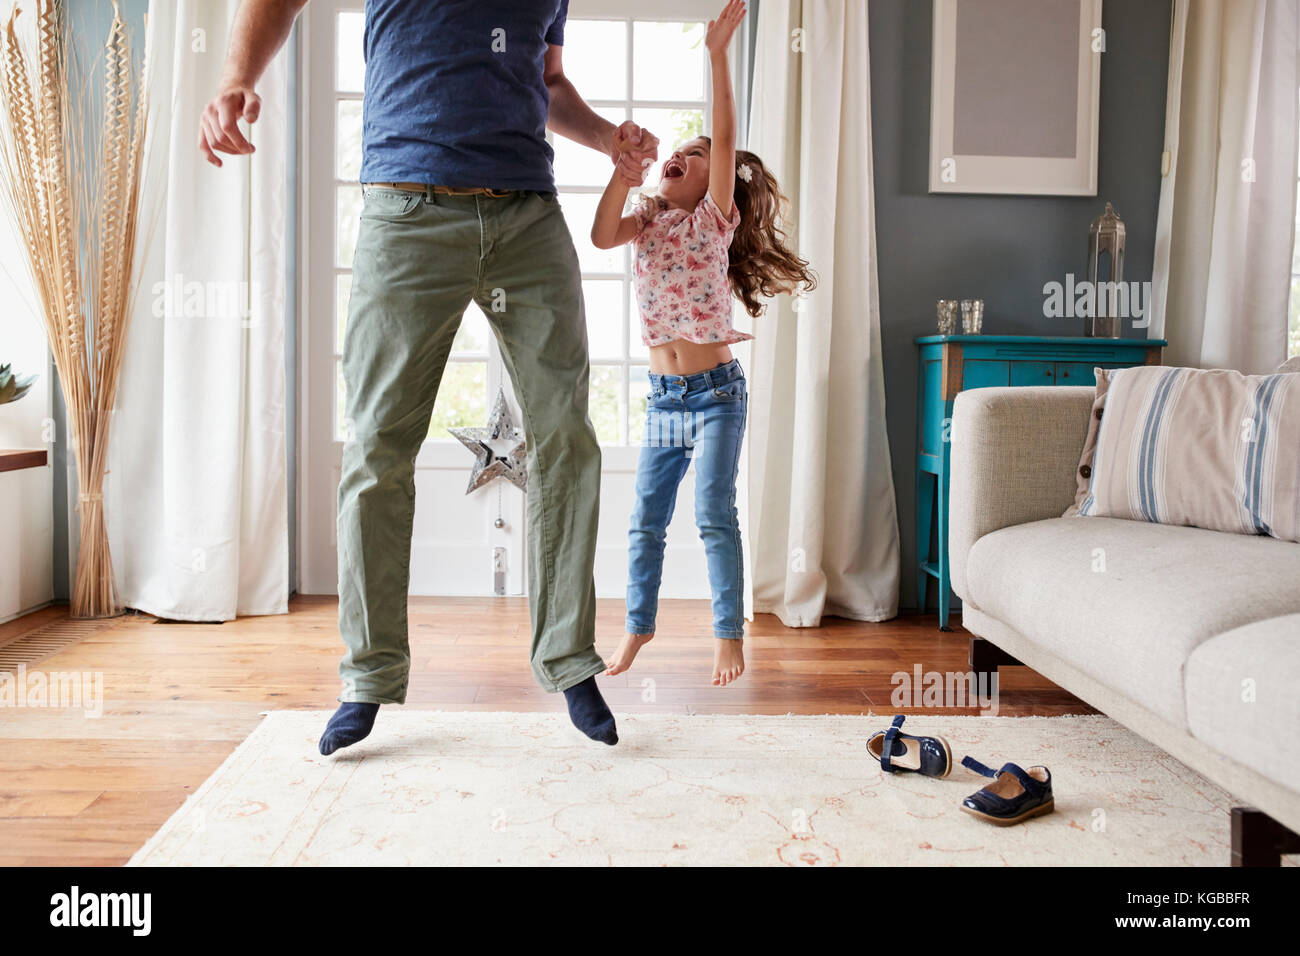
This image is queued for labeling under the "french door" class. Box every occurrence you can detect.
[298,0,745,599]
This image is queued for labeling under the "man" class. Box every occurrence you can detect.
[199,0,658,752]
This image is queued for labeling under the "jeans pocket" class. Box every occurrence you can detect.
[360,187,424,222]
[711,380,746,403]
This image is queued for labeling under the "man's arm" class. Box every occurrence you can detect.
[543,44,657,187]
[199,0,309,167]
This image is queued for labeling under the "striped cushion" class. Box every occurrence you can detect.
[1078,366,1300,542]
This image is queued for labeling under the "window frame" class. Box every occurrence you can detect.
[1291,78,1300,358]
[313,2,744,475]
[556,10,720,453]
[298,0,752,592]
[330,10,498,452]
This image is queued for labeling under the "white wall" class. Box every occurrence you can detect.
[0,173,55,623]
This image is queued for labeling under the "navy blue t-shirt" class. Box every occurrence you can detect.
[359,0,569,191]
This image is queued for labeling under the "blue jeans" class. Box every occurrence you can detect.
[626,359,748,640]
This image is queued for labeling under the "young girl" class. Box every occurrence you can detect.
[592,0,815,687]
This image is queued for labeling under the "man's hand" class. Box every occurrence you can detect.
[610,120,659,187]
[196,0,306,167]
[198,84,262,167]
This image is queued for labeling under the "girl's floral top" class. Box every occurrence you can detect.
[630,193,751,347]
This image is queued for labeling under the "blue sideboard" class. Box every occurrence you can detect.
[914,334,1167,630]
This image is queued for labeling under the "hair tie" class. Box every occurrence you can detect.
[736,163,753,183]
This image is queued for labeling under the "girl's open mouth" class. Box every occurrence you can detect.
[663,159,686,179]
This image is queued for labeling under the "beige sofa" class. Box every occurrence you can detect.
[948,385,1300,864]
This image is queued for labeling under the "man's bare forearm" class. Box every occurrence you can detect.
[546,77,616,155]
[221,0,309,88]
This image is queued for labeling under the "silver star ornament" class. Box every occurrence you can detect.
[448,389,528,494]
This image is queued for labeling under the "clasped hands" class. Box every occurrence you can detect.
[610,120,659,188]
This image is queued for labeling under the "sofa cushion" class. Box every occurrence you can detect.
[965,517,1300,729]
[1078,366,1300,543]
[1063,368,1111,517]
[1185,615,1300,793]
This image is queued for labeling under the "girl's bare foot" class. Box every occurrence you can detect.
[605,632,653,676]
[713,638,745,686]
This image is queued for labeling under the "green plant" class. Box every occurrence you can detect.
[0,362,35,404]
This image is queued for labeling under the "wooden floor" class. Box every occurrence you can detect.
[0,596,1093,866]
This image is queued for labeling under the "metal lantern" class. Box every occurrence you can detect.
[1085,202,1125,338]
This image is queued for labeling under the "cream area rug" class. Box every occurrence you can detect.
[129,712,1256,867]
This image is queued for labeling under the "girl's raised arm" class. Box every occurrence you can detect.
[705,0,747,219]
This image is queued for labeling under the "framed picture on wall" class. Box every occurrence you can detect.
[929,0,1103,195]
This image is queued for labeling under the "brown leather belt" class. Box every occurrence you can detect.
[365,181,515,197]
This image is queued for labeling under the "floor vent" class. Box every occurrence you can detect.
[0,619,116,673]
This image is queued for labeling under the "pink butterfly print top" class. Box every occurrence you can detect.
[630,192,752,347]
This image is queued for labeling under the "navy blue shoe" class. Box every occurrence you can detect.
[960,756,1054,826]
[866,715,953,778]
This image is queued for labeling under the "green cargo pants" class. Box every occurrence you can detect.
[337,185,606,701]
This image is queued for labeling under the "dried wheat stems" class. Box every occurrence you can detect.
[0,0,149,617]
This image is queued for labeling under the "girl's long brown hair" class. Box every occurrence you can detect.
[716,142,817,317]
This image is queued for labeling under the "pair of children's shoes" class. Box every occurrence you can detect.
[866,715,1054,826]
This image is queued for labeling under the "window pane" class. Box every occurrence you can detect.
[628,283,648,360]
[454,302,491,355]
[1290,275,1300,358]
[553,106,626,187]
[583,279,624,360]
[338,273,493,357]
[340,359,489,442]
[336,185,362,267]
[633,22,705,101]
[429,361,488,440]
[632,107,706,186]
[337,99,363,181]
[561,193,625,274]
[563,20,627,100]
[730,301,752,341]
[627,365,649,446]
[1293,209,1300,272]
[336,360,348,441]
[336,11,365,93]
[335,273,351,352]
[588,365,621,444]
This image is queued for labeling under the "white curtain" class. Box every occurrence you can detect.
[107,0,289,620]
[1150,0,1300,373]
[744,0,900,626]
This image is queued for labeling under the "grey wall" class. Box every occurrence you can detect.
[869,0,1172,611]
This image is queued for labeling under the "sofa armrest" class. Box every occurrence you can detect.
[948,386,1094,603]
